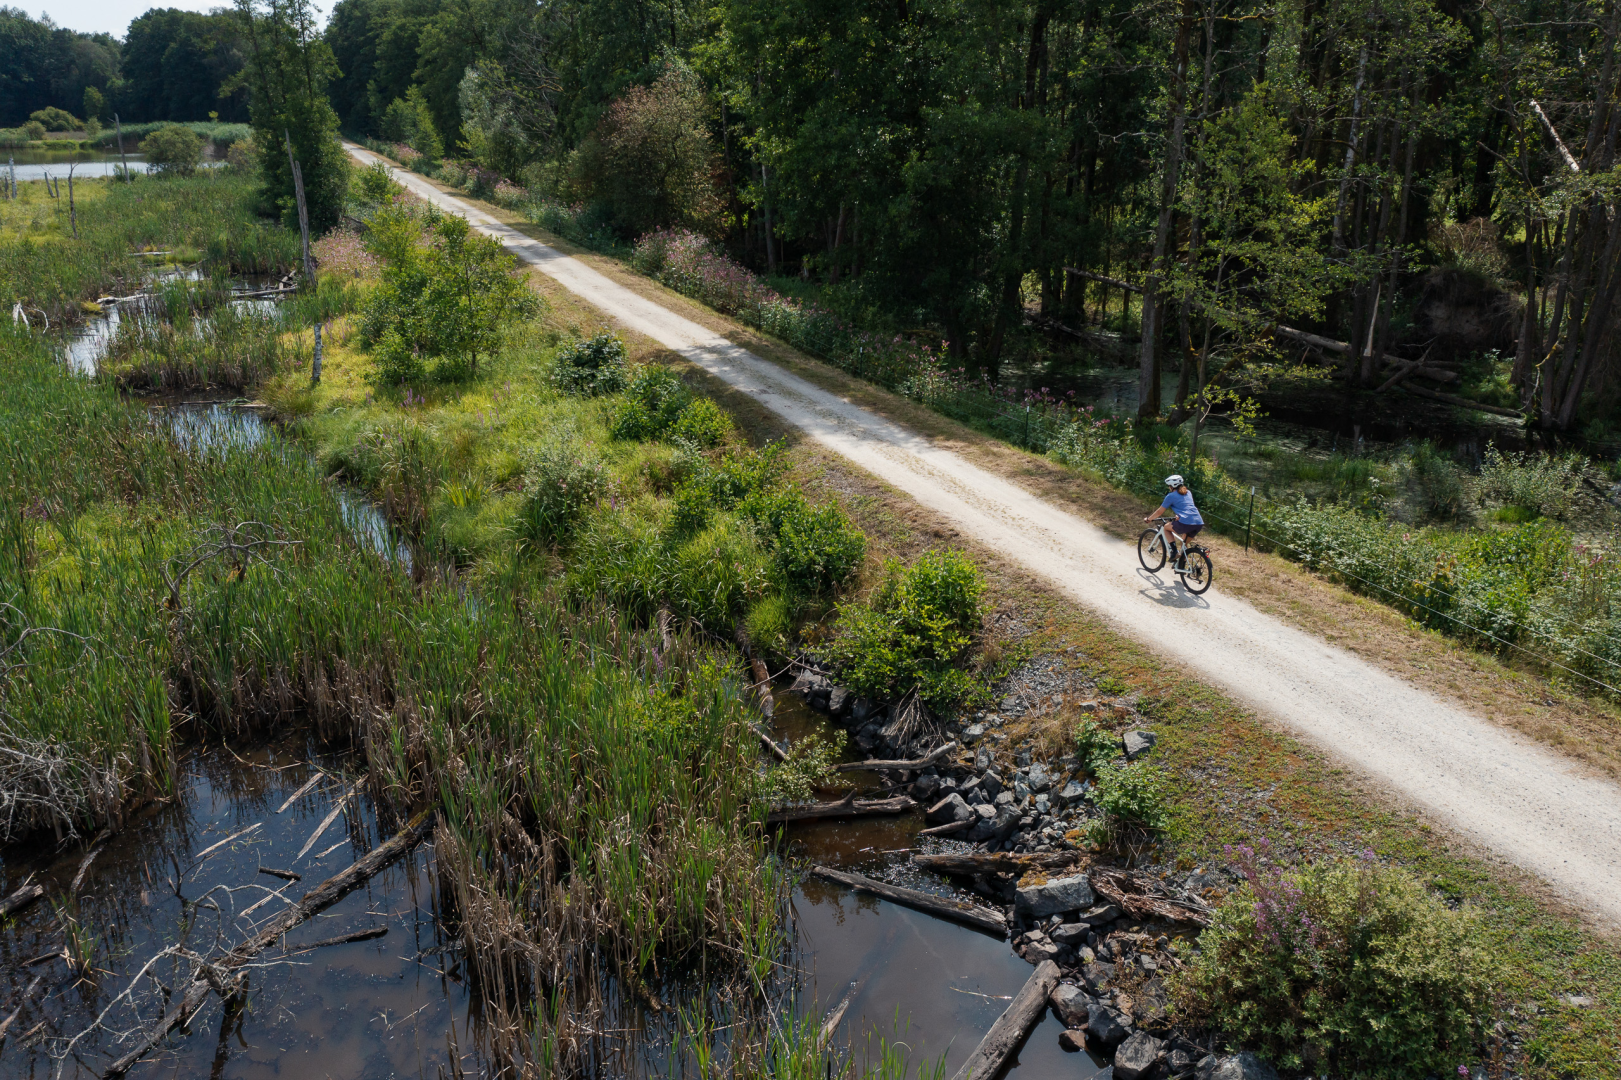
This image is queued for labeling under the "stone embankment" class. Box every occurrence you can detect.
[787,657,1277,1080]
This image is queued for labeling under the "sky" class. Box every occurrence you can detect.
[35,0,332,38]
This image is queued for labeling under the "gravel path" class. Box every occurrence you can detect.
[348,144,1621,926]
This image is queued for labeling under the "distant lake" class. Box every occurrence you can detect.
[3,151,153,180]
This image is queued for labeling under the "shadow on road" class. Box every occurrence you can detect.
[1134,568,1212,609]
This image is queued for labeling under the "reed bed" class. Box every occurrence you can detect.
[2,320,792,1067]
[0,171,300,326]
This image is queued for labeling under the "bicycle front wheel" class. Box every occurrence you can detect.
[1138,529,1166,572]
[1182,548,1214,594]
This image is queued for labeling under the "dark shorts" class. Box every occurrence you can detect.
[1172,522,1203,538]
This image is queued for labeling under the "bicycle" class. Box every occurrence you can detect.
[1137,519,1214,594]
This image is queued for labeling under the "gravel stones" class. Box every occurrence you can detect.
[1014,873,1095,919]
[1113,1032,1166,1080]
[1122,729,1158,759]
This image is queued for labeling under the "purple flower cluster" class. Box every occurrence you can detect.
[1227,840,1324,959]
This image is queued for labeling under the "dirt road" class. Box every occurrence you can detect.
[346,144,1621,925]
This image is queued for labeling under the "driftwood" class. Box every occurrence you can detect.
[1089,866,1211,926]
[1399,383,1524,417]
[104,810,435,1077]
[818,980,860,1048]
[285,926,387,954]
[0,880,45,919]
[765,793,915,824]
[810,865,1007,937]
[948,960,1061,1080]
[912,852,1085,878]
[751,724,790,763]
[257,867,301,882]
[833,741,957,772]
[0,974,43,1042]
[275,771,325,813]
[295,779,362,860]
[918,820,971,837]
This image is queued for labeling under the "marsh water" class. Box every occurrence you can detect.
[0,310,1111,1078]
[5,151,155,181]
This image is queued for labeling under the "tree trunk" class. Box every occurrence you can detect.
[1136,1,1194,421]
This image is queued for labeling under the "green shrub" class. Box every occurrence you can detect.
[355,160,399,201]
[762,731,845,803]
[744,593,794,657]
[609,365,691,440]
[381,87,443,161]
[1476,444,1586,518]
[826,550,984,710]
[552,332,629,396]
[1089,760,1172,834]
[671,397,734,448]
[1074,719,1116,775]
[772,500,865,594]
[1405,441,1464,519]
[140,124,204,178]
[514,439,612,549]
[1173,847,1492,1077]
[225,137,258,174]
[23,120,47,142]
[29,106,79,131]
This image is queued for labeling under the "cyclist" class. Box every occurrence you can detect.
[1144,473,1204,572]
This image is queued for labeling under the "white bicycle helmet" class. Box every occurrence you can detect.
[1163,474,1185,488]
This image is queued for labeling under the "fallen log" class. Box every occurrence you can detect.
[766,793,915,824]
[0,880,45,919]
[1089,866,1211,926]
[285,926,387,954]
[833,741,957,772]
[1064,267,1143,294]
[949,960,1061,1080]
[810,865,1007,937]
[818,980,860,1048]
[103,809,435,1077]
[1398,383,1524,417]
[912,852,1085,878]
[751,724,790,763]
[918,819,971,837]
[257,867,300,882]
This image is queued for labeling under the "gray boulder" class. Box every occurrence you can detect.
[1079,960,1116,993]
[925,793,972,825]
[1050,922,1090,947]
[1014,873,1095,919]
[850,697,876,724]
[1113,1033,1166,1080]
[1057,779,1087,805]
[1122,730,1158,760]
[961,723,986,745]
[1048,983,1095,1028]
[1077,902,1122,927]
[975,746,995,770]
[1085,1002,1132,1047]
[790,669,831,696]
[1027,762,1052,792]
[994,790,1016,808]
[1166,1048,1202,1078]
[980,769,1005,799]
[912,774,941,801]
[973,802,997,822]
[1206,1053,1279,1080]
[1059,1029,1088,1053]
[828,686,852,717]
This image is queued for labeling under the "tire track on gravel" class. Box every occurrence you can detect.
[346,143,1621,926]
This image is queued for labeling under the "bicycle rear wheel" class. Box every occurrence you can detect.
[1137,529,1166,571]
[1182,548,1214,594]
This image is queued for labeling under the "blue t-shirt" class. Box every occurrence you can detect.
[1161,489,1204,525]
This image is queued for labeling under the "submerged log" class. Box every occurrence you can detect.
[1398,383,1524,417]
[809,865,1007,937]
[912,852,1085,878]
[0,975,43,1042]
[103,810,435,1077]
[286,926,387,953]
[0,880,45,919]
[833,741,957,772]
[766,793,915,824]
[949,960,1061,1080]
[918,820,971,837]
